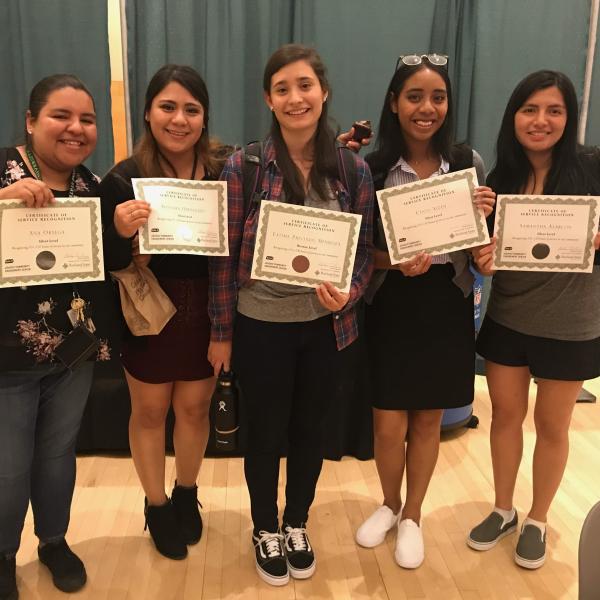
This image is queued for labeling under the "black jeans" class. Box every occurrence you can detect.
[234,313,340,533]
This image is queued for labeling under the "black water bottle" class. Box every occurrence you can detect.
[213,370,239,452]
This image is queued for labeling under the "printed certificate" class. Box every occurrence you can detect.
[0,198,104,288]
[377,167,488,263]
[493,195,600,272]
[133,178,228,256]
[251,200,362,293]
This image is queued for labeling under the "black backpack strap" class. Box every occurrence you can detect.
[336,145,358,205]
[241,141,264,219]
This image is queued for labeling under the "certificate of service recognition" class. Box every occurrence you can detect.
[251,200,362,293]
[133,178,228,256]
[493,195,600,273]
[0,198,104,288]
[377,167,489,263]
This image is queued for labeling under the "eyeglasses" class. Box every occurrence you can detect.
[396,54,448,70]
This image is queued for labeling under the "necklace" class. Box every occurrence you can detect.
[26,147,76,197]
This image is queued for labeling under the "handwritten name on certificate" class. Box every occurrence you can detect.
[0,198,104,288]
[493,195,600,273]
[377,168,489,263]
[133,178,228,256]
[251,200,362,293]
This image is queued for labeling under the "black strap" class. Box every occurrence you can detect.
[336,145,358,206]
[241,141,264,220]
[241,141,360,217]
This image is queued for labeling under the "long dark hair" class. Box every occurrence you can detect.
[366,59,454,177]
[487,70,598,195]
[134,64,225,178]
[263,44,338,204]
[26,74,95,148]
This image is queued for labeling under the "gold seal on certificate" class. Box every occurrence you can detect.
[0,198,104,289]
[377,167,489,263]
[251,200,362,293]
[133,178,228,256]
[493,195,600,273]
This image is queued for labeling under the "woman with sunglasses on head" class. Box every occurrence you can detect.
[208,44,373,586]
[0,74,111,599]
[100,65,229,561]
[350,54,495,569]
[467,71,600,569]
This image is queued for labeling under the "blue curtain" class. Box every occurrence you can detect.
[126,0,597,165]
[0,0,114,176]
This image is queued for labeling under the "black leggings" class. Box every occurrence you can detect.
[233,313,340,533]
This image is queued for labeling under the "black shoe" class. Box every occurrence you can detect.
[144,498,187,560]
[171,483,203,545]
[283,523,315,579]
[38,539,86,593]
[252,530,289,586]
[0,555,18,600]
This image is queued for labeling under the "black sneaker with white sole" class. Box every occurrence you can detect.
[283,523,315,579]
[253,530,289,586]
[515,524,546,569]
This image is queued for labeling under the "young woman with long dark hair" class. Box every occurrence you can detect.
[100,65,228,561]
[208,44,374,586]
[352,54,495,569]
[468,70,600,569]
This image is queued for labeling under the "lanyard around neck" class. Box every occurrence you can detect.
[25,147,76,198]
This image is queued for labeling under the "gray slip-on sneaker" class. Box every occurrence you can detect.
[514,524,546,569]
[467,511,518,551]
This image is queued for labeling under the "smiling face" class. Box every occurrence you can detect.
[265,59,328,137]
[514,86,567,158]
[145,81,205,159]
[27,87,97,172]
[391,67,448,147]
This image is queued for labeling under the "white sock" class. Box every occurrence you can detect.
[493,506,516,527]
[523,516,546,535]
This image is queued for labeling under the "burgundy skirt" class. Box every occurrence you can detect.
[122,276,213,383]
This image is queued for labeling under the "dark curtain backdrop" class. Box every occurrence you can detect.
[0,0,114,176]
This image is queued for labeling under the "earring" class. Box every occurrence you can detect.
[323,95,328,102]
[27,129,32,134]
[270,106,274,112]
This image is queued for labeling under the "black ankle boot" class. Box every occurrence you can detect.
[171,483,203,545]
[0,555,18,600]
[144,498,187,560]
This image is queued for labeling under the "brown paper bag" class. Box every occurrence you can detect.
[110,263,177,336]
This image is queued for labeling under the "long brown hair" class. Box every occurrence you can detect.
[133,64,225,178]
[263,45,338,204]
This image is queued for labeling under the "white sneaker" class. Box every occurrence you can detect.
[356,505,399,548]
[394,518,424,569]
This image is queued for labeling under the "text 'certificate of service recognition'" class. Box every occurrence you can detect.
[133,178,228,256]
[377,167,489,263]
[251,200,362,293]
[493,195,600,273]
[0,198,104,288]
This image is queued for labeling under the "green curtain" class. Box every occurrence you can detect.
[469,0,590,169]
[585,19,600,146]
[0,0,114,176]
[126,0,295,146]
[126,0,597,164]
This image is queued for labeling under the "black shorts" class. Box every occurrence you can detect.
[476,317,600,381]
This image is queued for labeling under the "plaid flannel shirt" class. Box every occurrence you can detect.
[208,137,374,350]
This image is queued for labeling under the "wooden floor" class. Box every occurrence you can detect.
[16,375,600,599]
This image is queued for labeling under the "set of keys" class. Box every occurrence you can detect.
[67,295,96,333]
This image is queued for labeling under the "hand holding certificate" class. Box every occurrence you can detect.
[377,167,489,263]
[492,195,600,273]
[132,178,228,256]
[0,198,104,288]
[251,200,362,293]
